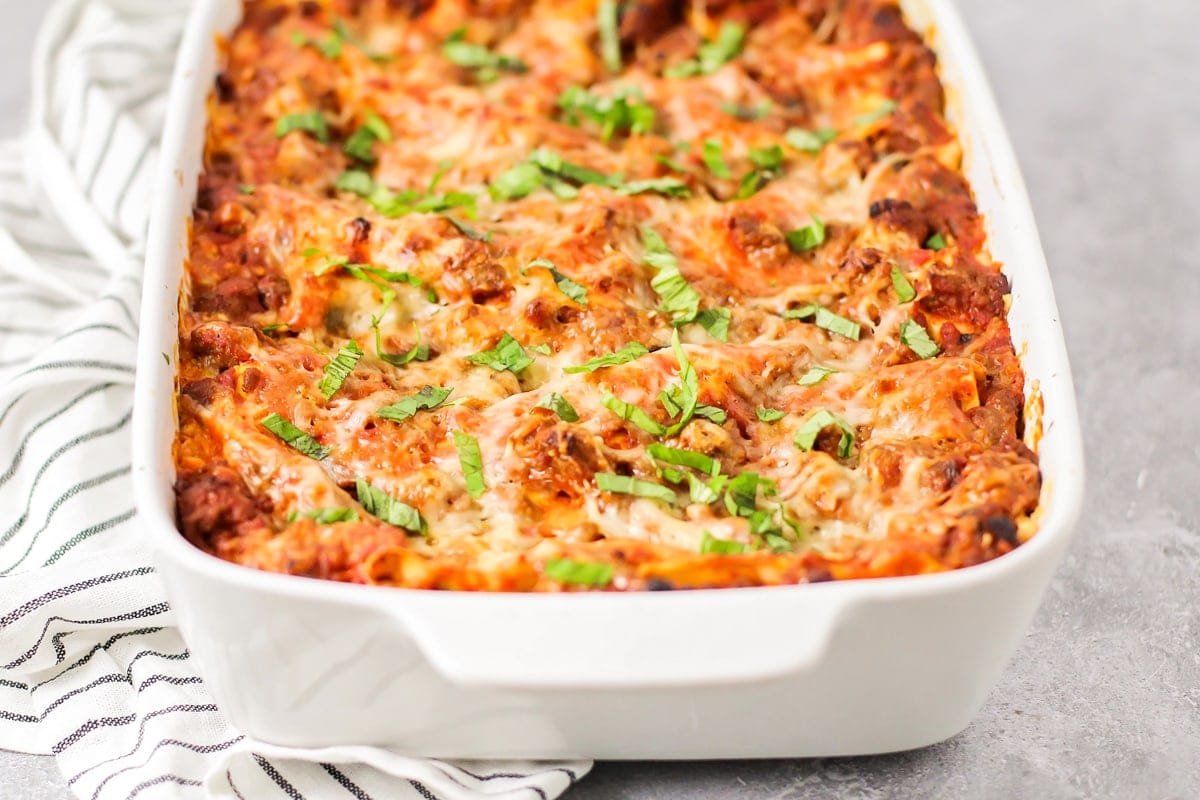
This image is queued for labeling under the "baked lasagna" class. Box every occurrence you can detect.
[174,0,1040,591]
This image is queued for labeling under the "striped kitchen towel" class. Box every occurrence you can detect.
[0,1,590,798]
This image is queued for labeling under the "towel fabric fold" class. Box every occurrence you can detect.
[0,2,590,797]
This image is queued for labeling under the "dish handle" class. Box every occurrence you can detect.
[392,589,858,689]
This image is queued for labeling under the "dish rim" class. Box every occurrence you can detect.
[132,0,1086,609]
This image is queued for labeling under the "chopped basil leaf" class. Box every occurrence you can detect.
[763,532,795,553]
[597,0,622,73]
[702,139,731,178]
[343,110,392,163]
[693,403,728,425]
[524,258,588,305]
[925,232,947,250]
[530,343,553,355]
[647,443,720,477]
[596,472,677,505]
[355,477,426,534]
[617,177,690,197]
[292,27,343,59]
[785,127,838,153]
[376,386,453,422]
[537,392,579,422]
[642,226,702,324]
[700,531,747,554]
[719,100,771,121]
[602,393,668,436]
[442,28,528,77]
[756,408,786,422]
[559,85,655,140]
[374,321,431,366]
[238,184,255,195]
[335,169,375,196]
[814,307,862,341]
[891,265,917,303]
[275,111,329,143]
[544,557,614,586]
[357,265,437,303]
[295,507,359,524]
[317,340,363,399]
[748,145,784,171]
[452,430,486,499]
[261,413,330,460]
[782,303,819,320]
[261,323,288,333]
[564,342,648,373]
[655,154,690,172]
[783,305,860,340]
[724,472,773,517]
[665,21,745,77]
[528,148,616,187]
[900,318,941,359]
[693,307,731,342]
[698,21,746,73]
[332,18,392,63]
[794,408,855,458]
[786,215,826,252]
[442,213,492,242]
[854,99,898,127]
[467,332,534,373]
[336,170,475,219]
[798,365,837,386]
[664,329,699,433]
[490,161,544,200]
[685,473,727,504]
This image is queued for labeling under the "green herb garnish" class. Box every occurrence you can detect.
[524,258,588,306]
[785,127,838,153]
[452,431,486,499]
[854,99,897,127]
[647,443,720,476]
[537,393,579,422]
[793,408,855,458]
[891,265,917,303]
[664,21,745,78]
[355,478,426,533]
[702,139,731,178]
[597,0,622,73]
[700,531,747,554]
[798,366,837,386]
[602,393,668,436]
[343,110,392,163]
[317,341,363,400]
[292,508,359,524]
[275,111,329,142]
[376,386,453,422]
[563,342,649,374]
[442,27,528,81]
[544,558,614,586]
[786,216,826,252]
[467,333,534,373]
[261,413,330,460]
[900,319,940,359]
[596,472,676,505]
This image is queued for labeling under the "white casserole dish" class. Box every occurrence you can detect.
[132,0,1085,759]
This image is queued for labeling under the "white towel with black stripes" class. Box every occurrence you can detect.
[0,1,591,797]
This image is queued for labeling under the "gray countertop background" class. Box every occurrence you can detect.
[2,0,1197,797]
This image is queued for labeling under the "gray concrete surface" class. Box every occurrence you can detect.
[2,0,1198,798]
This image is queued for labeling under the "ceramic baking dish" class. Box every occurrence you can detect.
[132,0,1084,759]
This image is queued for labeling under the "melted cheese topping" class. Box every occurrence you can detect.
[174,0,1040,591]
